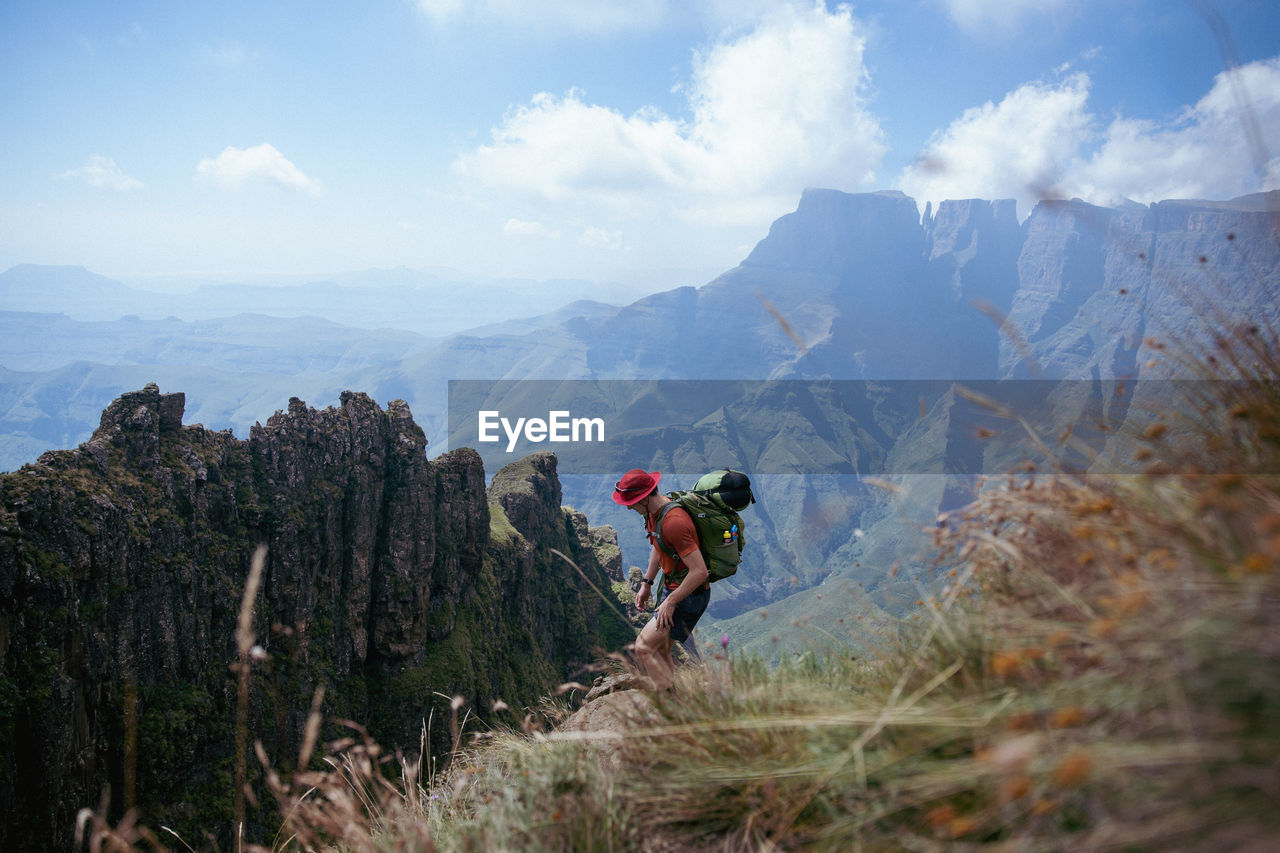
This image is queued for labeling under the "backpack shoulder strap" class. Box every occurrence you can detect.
[651,496,690,560]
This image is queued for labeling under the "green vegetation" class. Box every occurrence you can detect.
[486,499,518,547]
[134,682,236,847]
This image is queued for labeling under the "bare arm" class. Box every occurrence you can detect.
[653,547,708,630]
[634,545,662,610]
[661,547,708,607]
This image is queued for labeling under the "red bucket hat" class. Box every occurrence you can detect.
[612,468,661,506]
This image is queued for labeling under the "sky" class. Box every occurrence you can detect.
[1,0,1278,290]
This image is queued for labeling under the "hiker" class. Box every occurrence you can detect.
[613,468,710,692]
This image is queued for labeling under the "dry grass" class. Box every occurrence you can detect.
[246,724,437,853]
[392,327,1280,852]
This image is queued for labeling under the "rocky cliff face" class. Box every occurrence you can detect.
[1004,192,1280,379]
[0,384,628,850]
[546,190,1280,621]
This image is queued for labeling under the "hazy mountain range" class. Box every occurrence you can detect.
[0,263,641,336]
[4,188,1277,647]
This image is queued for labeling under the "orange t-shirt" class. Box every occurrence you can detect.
[646,503,706,591]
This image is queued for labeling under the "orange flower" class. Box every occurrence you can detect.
[1240,553,1270,574]
[1049,707,1087,728]
[999,775,1033,802]
[1052,750,1093,787]
[926,803,956,828]
[1113,591,1148,614]
[1090,618,1117,638]
[992,651,1021,678]
[1004,712,1037,732]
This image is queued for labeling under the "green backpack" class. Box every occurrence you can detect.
[652,469,755,582]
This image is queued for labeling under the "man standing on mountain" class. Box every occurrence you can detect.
[613,468,710,692]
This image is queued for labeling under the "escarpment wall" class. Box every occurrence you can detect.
[0,384,627,850]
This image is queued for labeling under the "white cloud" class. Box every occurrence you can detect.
[205,40,256,66]
[415,0,667,35]
[937,0,1076,34]
[898,54,1280,216]
[695,0,793,30]
[58,154,143,191]
[454,4,883,224]
[503,217,559,238]
[196,143,322,197]
[415,0,465,24]
[579,226,623,250]
[898,74,1093,216]
[1074,55,1280,205]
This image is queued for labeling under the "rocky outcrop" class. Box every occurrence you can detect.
[1003,191,1280,378]
[744,188,927,277]
[0,385,628,850]
[486,453,632,676]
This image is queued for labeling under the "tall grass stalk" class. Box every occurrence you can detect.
[234,544,268,852]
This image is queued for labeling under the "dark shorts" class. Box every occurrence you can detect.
[668,586,710,644]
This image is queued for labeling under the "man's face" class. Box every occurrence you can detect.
[629,493,650,516]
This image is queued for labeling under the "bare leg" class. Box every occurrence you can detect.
[635,618,676,691]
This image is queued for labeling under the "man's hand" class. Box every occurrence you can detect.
[635,584,651,611]
[654,597,676,630]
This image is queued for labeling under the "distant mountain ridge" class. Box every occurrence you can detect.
[0,263,630,338]
[410,187,1278,386]
[2,188,1276,625]
[416,188,1278,627]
